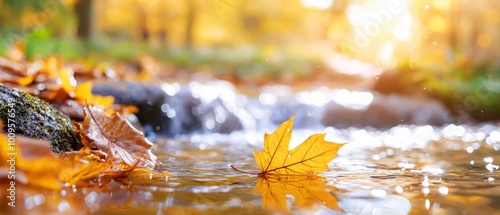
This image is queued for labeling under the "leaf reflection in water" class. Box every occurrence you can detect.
[253,175,342,214]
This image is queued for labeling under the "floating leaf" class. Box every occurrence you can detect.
[81,105,161,170]
[232,115,345,176]
[255,115,344,176]
[253,175,341,214]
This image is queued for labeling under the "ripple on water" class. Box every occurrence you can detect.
[6,123,500,214]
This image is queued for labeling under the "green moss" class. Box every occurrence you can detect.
[0,84,82,153]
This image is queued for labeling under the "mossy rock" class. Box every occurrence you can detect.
[0,84,83,153]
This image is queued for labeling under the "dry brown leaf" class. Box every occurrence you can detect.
[0,56,25,75]
[0,57,37,86]
[81,105,161,170]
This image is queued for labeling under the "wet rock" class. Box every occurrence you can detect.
[270,100,323,129]
[373,68,425,96]
[92,80,248,136]
[322,102,400,128]
[159,87,202,135]
[322,92,452,128]
[0,84,83,153]
[91,80,170,136]
[187,81,246,134]
[92,81,203,137]
[197,98,243,133]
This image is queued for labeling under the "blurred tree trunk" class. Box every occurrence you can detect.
[159,29,168,47]
[449,0,459,51]
[185,0,196,49]
[159,1,169,47]
[138,7,149,41]
[74,0,94,40]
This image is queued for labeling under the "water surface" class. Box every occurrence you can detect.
[6,123,500,215]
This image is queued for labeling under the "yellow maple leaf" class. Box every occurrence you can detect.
[232,115,345,176]
[41,56,62,78]
[59,67,77,96]
[16,74,36,86]
[74,81,93,99]
[253,175,341,214]
[74,81,115,108]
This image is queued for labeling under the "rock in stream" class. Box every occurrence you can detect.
[0,84,83,153]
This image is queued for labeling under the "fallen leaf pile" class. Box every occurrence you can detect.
[0,49,164,189]
[0,54,153,119]
[0,56,112,111]
[0,105,164,190]
[0,50,166,190]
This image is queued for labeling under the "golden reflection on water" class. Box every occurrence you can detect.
[253,175,341,214]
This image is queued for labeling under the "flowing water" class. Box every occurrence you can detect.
[6,120,500,214]
[3,81,500,215]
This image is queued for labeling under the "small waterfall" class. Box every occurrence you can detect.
[93,80,452,138]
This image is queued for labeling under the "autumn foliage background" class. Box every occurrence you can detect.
[1,0,500,120]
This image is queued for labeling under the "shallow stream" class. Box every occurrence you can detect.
[6,122,500,215]
[3,80,500,214]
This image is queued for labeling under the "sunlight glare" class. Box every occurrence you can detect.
[332,89,373,110]
[392,15,414,42]
[328,54,383,78]
[301,0,334,9]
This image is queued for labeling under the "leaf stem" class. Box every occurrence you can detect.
[229,164,260,175]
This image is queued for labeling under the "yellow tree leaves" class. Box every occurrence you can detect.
[231,115,346,213]
[58,68,115,108]
[233,115,345,177]
[0,56,116,111]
